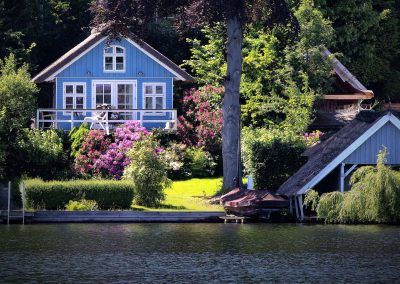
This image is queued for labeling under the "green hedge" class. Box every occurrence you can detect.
[25,179,134,210]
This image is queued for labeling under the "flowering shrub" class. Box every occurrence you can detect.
[303,130,323,147]
[97,121,150,179]
[74,130,112,177]
[161,143,189,180]
[177,85,223,156]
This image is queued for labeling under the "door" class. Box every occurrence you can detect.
[117,83,135,120]
[92,81,137,120]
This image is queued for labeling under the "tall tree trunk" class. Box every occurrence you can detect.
[222,15,243,191]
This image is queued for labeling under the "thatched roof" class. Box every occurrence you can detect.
[33,31,194,83]
[277,111,387,197]
[321,48,369,93]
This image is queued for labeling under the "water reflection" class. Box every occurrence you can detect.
[0,223,399,283]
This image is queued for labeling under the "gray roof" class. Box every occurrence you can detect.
[277,111,387,196]
[321,48,368,92]
[33,31,194,83]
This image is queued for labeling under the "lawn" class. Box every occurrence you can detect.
[131,177,224,211]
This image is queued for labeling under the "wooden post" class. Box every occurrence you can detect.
[70,111,74,130]
[7,181,11,225]
[36,110,40,129]
[21,182,25,225]
[294,196,300,219]
[340,163,345,192]
[289,196,293,215]
[298,195,304,221]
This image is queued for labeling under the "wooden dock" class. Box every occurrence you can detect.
[220,215,247,224]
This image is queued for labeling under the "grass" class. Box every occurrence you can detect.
[131,177,224,211]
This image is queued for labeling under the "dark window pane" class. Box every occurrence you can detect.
[76,85,84,94]
[156,97,163,109]
[104,84,111,94]
[145,86,153,94]
[156,85,163,94]
[65,85,73,94]
[145,97,153,109]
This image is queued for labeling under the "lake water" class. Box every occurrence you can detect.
[0,223,399,283]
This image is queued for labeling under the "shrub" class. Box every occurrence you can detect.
[74,130,112,177]
[25,179,134,210]
[97,121,149,179]
[161,143,189,180]
[316,191,344,223]
[65,199,98,211]
[124,137,170,207]
[18,128,69,180]
[177,85,223,156]
[69,123,90,158]
[0,54,38,179]
[304,189,319,212]
[242,128,306,190]
[185,147,216,178]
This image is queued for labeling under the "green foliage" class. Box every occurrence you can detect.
[182,24,226,86]
[316,0,400,101]
[0,54,37,133]
[25,179,134,210]
[18,128,69,180]
[184,0,333,130]
[69,123,90,158]
[316,150,400,223]
[242,128,307,190]
[0,54,38,180]
[185,147,216,178]
[124,137,170,207]
[316,191,344,223]
[65,199,99,211]
[304,189,319,211]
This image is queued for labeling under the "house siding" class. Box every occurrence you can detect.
[57,38,174,78]
[53,38,176,131]
[344,122,400,165]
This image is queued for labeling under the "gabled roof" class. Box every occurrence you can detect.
[32,31,194,83]
[277,111,400,196]
[321,48,374,99]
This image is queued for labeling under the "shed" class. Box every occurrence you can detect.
[277,111,400,220]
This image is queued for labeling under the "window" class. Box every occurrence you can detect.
[104,46,125,72]
[63,83,86,114]
[143,83,166,112]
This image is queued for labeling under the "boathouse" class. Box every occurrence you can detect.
[278,111,400,220]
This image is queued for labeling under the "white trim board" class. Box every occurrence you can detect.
[296,113,400,196]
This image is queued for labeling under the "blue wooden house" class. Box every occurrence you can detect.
[33,30,193,132]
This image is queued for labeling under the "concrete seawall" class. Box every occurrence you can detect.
[30,211,225,223]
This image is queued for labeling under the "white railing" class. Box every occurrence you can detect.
[36,108,178,132]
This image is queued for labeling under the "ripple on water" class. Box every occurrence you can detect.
[0,223,399,283]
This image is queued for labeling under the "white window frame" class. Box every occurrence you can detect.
[63,82,86,115]
[92,80,137,110]
[103,45,126,73]
[143,83,166,116]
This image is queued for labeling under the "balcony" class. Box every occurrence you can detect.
[36,108,177,134]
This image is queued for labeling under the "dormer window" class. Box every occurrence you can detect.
[104,45,125,72]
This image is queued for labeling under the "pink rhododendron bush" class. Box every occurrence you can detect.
[177,85,223,156]
[74,121,149,179]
